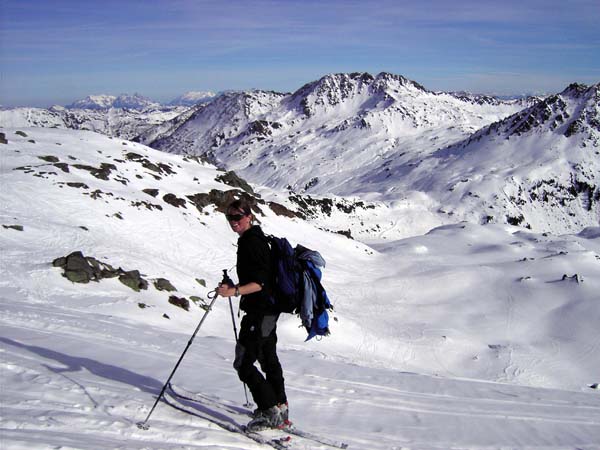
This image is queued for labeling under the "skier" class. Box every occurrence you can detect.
[216,199,289,430]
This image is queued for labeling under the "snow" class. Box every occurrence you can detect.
[168,92,217,107]
[67,94,159,110]
[0,106,191,141]
[1,127,600,449]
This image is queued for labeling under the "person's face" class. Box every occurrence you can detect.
[226,208,252,235]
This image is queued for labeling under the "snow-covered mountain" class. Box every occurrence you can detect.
[2,72,597,237]
[67,93,159,110]
[0,91,214,140]
[2,126,600,449]
[140,72,598,234]
[142,71,533,169]
[65,94,117,110]
[136,89,287,154]
[406,82,600,234]
[0,104,190,140]
[168,91,217,106]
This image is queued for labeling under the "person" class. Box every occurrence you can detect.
[216,199,289,430]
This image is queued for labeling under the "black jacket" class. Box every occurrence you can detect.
[236,225,275,314]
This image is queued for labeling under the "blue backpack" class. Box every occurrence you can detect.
[266,235,332,340]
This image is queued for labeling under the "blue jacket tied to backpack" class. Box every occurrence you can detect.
[265,236,332,341]
[297,248,331,340]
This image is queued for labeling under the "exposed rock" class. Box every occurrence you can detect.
[163,193,187,208]
[72,162,117,180]
[289,195,334,218]
[168,295,190,311]
[2,224,24,231]
[52,251,120,283]
[154,278,177,292]
[142,188,159,197]
[131,200,162,211]
[118,270,149,291]
[38,155,60,163]
[246,120,282,137]
[215,171,255,194]
[268,201,298,218]
[335,229,353,239]
[186,189,263,214]
[53,163,70,172]
[53,252,153,293]
[66,182,89,189]
[125,152,176,175]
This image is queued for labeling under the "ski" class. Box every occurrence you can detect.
[168,382,252,416]
[169,384,349,449]
[163,390,291,449]
[284,426,348,449]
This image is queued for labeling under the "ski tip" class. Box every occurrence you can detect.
[274,436,292,448]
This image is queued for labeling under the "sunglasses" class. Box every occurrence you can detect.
[226,213,248,222]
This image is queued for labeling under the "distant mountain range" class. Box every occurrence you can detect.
[66,93,159,110]
[0,91,218,140]
[2,72,598,234]
[65,91,217,110]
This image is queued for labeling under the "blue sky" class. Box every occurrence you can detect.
[1,0,599,107]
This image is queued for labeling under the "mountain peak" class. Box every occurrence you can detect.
[66,95,117,110]
[289,71,425,117]
[373,72,427,92]
[560,82,590,98]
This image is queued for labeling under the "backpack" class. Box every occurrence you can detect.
[265,235,332,340]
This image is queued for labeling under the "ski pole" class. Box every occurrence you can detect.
[137,285,220,430]
[221,270,252,407]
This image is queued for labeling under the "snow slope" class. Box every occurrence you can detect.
[1,127,600,449]
[402,83,600,234]
[0,105,190,141]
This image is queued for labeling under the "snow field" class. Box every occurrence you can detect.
[1,128,600,449]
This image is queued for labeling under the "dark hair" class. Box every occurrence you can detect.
[227,199,253,216]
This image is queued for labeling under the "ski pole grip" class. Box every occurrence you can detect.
[221,269,234,287]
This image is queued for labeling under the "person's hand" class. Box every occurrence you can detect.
[216,283,235,298]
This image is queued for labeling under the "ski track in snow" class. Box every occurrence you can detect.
[1,127,600,449]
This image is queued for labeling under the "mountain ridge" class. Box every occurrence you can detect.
[66,93,159,110]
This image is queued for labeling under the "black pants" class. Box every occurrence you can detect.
[234,314,287,410]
